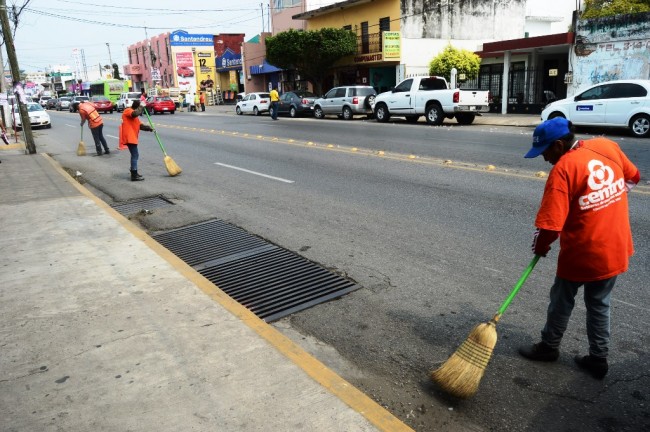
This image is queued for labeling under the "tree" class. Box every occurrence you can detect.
[582,0,650,18]
[112,63,121,80]
[428,44,481,83]
[266,28,357,95]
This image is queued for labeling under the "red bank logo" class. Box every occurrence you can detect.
[579,159,625,210]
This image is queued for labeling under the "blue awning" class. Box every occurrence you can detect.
[250,60,283,75]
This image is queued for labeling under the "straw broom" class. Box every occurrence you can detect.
[77,126,86,156]
[431,255,540,399]
[143,107,182,176]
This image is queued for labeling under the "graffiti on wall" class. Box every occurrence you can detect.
[571,12,650,92]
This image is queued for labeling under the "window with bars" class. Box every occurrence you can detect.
[361,21,369,54]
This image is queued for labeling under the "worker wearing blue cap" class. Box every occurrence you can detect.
[519,116,641,379]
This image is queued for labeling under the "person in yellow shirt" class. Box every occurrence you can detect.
[269,86,279,120]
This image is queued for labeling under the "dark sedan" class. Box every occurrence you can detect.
[45,98,58,110]
[277,90,318,118]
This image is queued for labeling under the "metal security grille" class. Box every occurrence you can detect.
[111,196,174,215]
[153,220,358,322]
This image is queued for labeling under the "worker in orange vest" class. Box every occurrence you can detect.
[199,91,205,111]
[79,101,109,155]
[120,100,154,181]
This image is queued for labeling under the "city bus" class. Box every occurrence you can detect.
[89,79,129,108]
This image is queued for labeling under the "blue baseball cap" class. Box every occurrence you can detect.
[524,117,571,158]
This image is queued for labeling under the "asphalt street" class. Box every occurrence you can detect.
[32,107,650,432]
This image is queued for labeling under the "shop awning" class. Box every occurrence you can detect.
[250,60,282,75]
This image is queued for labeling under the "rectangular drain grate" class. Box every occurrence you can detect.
[112,196,174,215]
[153,219,358,322]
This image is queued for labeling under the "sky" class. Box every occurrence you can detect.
[9,0,274,73]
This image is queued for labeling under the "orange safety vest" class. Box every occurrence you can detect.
[120,108,141,145]
[78,102,103,128]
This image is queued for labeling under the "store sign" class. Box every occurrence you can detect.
[216,48,242,71]
[170,30,213,46]
[353,53,383,64]
[383,32,401,60]
[151,67,161,81]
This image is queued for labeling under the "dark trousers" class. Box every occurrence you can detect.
[90,124,109,154]
[270,101,279,119]
[126,143,139,171]
[201,103,205,112]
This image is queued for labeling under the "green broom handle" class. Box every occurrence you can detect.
[143,107,168,156]
[492,255,541,323]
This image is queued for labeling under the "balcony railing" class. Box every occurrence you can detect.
[356,32,382,55]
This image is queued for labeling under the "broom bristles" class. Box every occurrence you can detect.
[77,141,86,156]
[164,155,182,177]
[431,321,497,399]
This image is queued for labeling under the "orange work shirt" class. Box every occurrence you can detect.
[121,107,142,145]
[535,137,639,281]
[199,93,205,103]
[78,102,103,129]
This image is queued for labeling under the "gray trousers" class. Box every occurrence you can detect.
[541,276,617,358]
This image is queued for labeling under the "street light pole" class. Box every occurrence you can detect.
[106,43,113,66]
[0,0,36,154]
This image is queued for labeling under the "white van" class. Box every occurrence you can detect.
[116,92,142,112]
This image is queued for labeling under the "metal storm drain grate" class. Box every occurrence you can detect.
[111,196,174,215]
[153,219,358,322]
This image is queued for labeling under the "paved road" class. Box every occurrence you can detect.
[36,108,650,431]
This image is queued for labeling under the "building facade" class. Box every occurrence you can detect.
[125,32,174,92]
[293,0,401,93]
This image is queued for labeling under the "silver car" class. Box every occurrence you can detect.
[314,85,377,120]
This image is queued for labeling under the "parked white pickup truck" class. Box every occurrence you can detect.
[372,76,491,125]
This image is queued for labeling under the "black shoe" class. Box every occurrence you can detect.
[518,341,559,362]
[130,170,144,181]
[104,149,110,154]
[574,355,608,379]
[96,152,103,156]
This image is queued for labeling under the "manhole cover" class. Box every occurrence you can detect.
[111,196,174,215]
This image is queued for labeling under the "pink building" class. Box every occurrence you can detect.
[125,32,175,91]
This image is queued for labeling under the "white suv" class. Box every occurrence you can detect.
[541,80,650,138]
[116,92,142,112]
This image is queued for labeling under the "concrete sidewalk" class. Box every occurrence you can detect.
[0,152,412,432]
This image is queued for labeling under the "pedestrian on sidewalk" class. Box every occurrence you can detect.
[269,86,279,120]
[78,101,109,155]
[177,93,184,112]
[518,117,641,379]
[120,100,154,181]
[187,93,195,112]
[194,93,200,112]
[199,91,205,112]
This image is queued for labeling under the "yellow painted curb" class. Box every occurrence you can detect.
[40,153,413,432]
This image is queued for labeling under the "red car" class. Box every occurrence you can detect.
[90,96,114,114]
[177,66,194,77]
[145,96,176,114]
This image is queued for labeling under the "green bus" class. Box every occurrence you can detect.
[89,79,129,108]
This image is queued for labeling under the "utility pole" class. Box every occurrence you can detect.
[106,43,113,66]
[0,0,36,154]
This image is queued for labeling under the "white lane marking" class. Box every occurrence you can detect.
[65,124,76,128]
[215,162,294,183]
[613,297,650,312]
[106,135,119,139]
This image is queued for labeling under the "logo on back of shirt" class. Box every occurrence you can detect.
[579,159,625,211]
